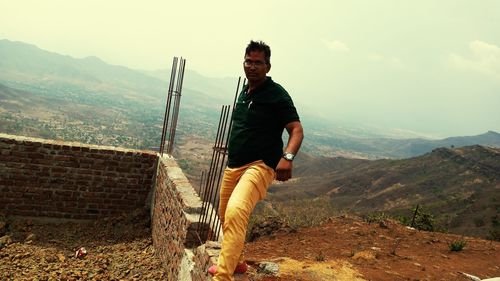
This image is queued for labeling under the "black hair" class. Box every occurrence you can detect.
[245,40,271,64]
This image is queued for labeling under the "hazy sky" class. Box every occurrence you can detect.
[1,0,499,137]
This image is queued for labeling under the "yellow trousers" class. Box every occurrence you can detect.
[213,160,275,281]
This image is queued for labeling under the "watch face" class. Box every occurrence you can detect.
[284,153,294,161]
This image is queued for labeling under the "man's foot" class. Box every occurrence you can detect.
[208,262,248,275]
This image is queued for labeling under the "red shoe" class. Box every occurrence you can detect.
[208,262,248,275]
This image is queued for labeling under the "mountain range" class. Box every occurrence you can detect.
[1,39,499,239]
[1,39,499,159]
[269,145,500,238]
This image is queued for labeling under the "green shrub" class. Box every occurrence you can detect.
[406,206,435,231]
[474,217,485,227]
[487,228,500,242]
[363,212,390,224]
[492,215,500,227]
[449,239,466,251]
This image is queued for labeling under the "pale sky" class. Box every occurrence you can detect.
[1,0,499,137]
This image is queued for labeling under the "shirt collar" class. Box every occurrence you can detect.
[244,76,272,95]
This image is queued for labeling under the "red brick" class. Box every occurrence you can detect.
[24,186,42,193]
[107,193,124,199]
[125,194,140,200]
[11,151,28,158]
[87,186,103,192]
[111,155,123,161]
[9,192,24,198]
[55,190,73,197]
[105,160,119,166]
[32,159,53,165]
[54,155,72,161]
[79,164,91,169]
[79,158,94,164]
[92,165,107,170]
[22,146,40,152]
[6,162,24,169]
[25,142,42,147]
[1,138,16,144]
[117,167,131,173]
[28,152,45,159]
[13,210,37,216]
[56,161,78,168]
[42,143,53,149]
[126,174,143,179]
[51,167,67,173]
[81,192,102,199]
[24,164,41,171]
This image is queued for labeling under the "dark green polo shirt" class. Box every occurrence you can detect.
[227,77,300,169]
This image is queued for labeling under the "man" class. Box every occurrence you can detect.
[210,40,304,281]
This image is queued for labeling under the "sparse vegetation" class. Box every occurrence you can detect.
[399,206,436,232]
[315,250,326,261]
[474,217,485,227]
[449,238,467,251]
[247,197,340,242]
[363,212,391,224]
[487,228,500,242]
[266,197,339,229]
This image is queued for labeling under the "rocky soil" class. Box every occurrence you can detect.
[243,215,500,281]
[0,209,167,281]
[1,211,499,281]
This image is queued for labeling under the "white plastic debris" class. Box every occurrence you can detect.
[75,247,87,259]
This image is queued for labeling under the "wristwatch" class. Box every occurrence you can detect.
[282,152,295,161]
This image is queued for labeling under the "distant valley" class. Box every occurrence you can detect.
[1,39,499,160]
[1,39,499,239]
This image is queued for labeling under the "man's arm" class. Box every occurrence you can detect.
[275,121,304,181]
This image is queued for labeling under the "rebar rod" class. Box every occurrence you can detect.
[160,57,178,156]
[202,105,229,239]
[198,170,205,197]
[197,105,227,235]
[207,105,231,239]
[167,58,186,154]
[167,89,180,154]
[214,78,244,239]
[162,57,178,154]
[159,57,178,155]
[195,77,246,242]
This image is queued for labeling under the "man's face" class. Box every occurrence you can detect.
[243,51,271,85]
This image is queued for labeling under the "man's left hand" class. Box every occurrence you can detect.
[275,158,293,181]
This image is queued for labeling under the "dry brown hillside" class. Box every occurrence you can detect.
[269,145,500,239]
[242,215,499,281]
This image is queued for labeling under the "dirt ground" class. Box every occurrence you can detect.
[1,212,499,281]
[243,215,500,281]
[0,209,167,281]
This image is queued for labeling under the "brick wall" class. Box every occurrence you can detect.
[0,133,219,280]
[0,133,157,219]
[151,156,210,280]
